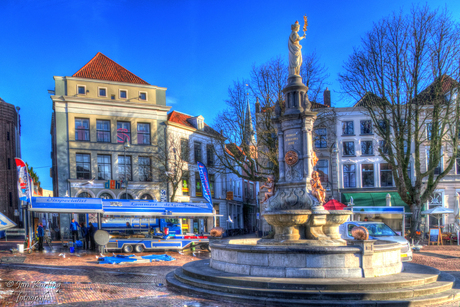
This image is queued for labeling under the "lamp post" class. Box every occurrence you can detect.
[123,138,130,198]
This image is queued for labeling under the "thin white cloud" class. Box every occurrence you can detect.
[166,97,178,105]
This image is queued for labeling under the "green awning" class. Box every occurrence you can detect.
[341,192,411,212]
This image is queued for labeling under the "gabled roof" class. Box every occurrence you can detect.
[167,110,220,136]
[354,92,389,108]
[72,52,149,85]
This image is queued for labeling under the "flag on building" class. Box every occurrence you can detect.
[15,158,31,203]
[197,161,213,205]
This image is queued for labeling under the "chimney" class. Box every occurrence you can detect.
[324,88,331,107]
[255,97,260,113]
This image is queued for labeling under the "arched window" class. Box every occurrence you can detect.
[78,192,92,198]
[140,194,153,200]
[120,193,133,199]
[100,193,113,199]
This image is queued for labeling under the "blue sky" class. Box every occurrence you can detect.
[0,0,459,191]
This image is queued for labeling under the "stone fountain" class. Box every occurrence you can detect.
[166,19,460,306]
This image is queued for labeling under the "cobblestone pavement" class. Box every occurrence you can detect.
[1,239,460,306]
[0,239,250,307]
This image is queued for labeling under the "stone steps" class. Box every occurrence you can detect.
[174,267,454,300]
[182,260,440,291]
[166,260,460,306]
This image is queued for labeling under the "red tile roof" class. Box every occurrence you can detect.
[72,52,149,85]
[167,110,220,136]
[167,111,195,128]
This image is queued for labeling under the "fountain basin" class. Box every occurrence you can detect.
[263,210,311,241]
[323,210,353,240]
[209,238,402,278]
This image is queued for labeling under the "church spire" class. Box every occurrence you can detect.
[244,95,256,146]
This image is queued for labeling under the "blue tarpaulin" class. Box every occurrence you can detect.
[98,254,176,264]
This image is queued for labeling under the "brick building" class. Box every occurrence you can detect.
[0,97,21,224]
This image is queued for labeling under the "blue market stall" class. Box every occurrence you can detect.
[28,197,215,252]
[29,197,104,241]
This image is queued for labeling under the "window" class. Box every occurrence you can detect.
[426,123,433,140]
[120,193,133,199]
[249,182,254,199]
[139,92,147,100]
[137,123,150,145]
[100,193,113,199]
[207,144,214,166]
[120,90,127,99]
[315,160,329,183]
[343,141,355,156]
[379,140,389,155]
[407,162,412,180]
[457,151,460,175]
[75,118,90,141]
[378,120,388,134]
[76,153,91,179]
[362,164,375,187]
[194,141,202,163]
[314,128,327,148]
[117,122,131,143]
[182,172,190,196]
[9,192,12,207]
[426,149,441,175]
[118,155,132,181]
[141,194,153,200]
[380,163,393,187]
[96,120,111,143]
[97,155,111,180]
[209,174,215,197]
[7,131,9,140]
[195,172,202,197]
[343,164,356,188]
[342,121,354,135]
[77,86,86,95]
[78,192,92,198]
[138,157,152,182]
[99,87,107,97]
[360,120,373,135]
[361,141,373,155]
[7,158,10,170]
[180,139,189,161]
[197,119,204,130]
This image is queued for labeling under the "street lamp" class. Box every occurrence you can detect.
[123,138,130,199]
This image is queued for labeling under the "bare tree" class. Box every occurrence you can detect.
[301,51,330,103]
[213,55,330,182]
[338,5,460,236]
[151,132,192,202]
[313,106,339,199]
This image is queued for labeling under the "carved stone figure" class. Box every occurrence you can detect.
[260,176,275,203]
[310,171,326,204]
[288,21,306,76]
[311,151,318,168]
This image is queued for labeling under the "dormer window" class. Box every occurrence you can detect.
[197,119,204,130]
